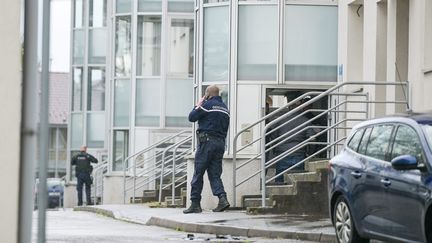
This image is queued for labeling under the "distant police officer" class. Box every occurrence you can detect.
[71,145,98,206]
[183,85,230,214]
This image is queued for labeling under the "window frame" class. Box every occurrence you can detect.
[389,123,426,165]
[361,124,395,162]
[346,128,364,152]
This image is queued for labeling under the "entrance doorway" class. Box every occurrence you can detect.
[264,88,329,164]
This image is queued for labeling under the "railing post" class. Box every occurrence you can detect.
[172,147,177,206]
[232,138,237,207]
[133,157,136,203]
[261,127,267,207]
[159,149,167,203]
[94,170,98,204]
[123,159,126,204]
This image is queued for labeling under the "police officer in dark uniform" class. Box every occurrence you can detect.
[183,85,230,214]
[71,145,98,206]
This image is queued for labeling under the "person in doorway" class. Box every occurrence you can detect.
[270,95,314,185]
[71,145,98,206]
[183,85,230,214]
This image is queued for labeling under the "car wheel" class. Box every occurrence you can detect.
[334,196,369,243]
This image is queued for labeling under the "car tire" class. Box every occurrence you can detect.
[333,196,369,243]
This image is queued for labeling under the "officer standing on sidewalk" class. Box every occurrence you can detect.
[184,85,230,214]
[71,145,98,206]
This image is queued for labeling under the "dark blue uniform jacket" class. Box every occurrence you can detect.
[71,152,98,175]
[188,96,229,139]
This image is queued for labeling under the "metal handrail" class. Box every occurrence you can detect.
[169,138,192,205]
[122,130,191,203]
[158,136,192,203]
[232,81,409,207]
[91,160,108,205]
[124,141,191,203]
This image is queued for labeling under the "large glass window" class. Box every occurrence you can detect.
[168,19,194,78]
[391,125,423,162]
[203,6,229,81]
[138,0,162,12]
[90,0,106,27]
[115,16,132,77]
[72,67,83,111]
[74,0,85,28]
[136,79,160,126]
[48,127,67,178]
[88,67,105,111]
[73,29,85,64]
[113,130,129,171]
[114,79,131,127]
[168,0,194,12]
[116,0,132,13]
[137,16,162,77]
[238,5,278,81]
[365,125,394,161]
[284,5,337,81]
[166,18,194,127]
[71,113,83,148]
[87,113,105,148]
[89,29,107,64]
[166,79,193,127]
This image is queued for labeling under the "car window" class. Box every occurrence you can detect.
[391,125,424,163]
[422,124,432,151]
[365,125,394,161]
[347,129,364,151]
[358,127,372,155]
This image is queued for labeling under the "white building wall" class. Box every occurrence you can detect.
[0,0,21,241]
[235,84,262,154]
[408,0,426,111]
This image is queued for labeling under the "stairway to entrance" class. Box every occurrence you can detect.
[232,81,409,216]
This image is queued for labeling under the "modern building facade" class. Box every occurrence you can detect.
[66,0,195,206]
[66,0,432,207]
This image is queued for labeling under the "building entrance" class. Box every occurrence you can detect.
[264,88,329,167]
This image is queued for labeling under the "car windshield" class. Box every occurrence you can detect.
[422,124,432,151]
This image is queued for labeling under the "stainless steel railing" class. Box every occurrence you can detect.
[122,130,192,204]
[91,160,108,204]
[233,81,409,207]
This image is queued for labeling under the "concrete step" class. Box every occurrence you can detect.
[130,197,143,204]
[164,196,185,207]
[246,206,275,215]
[305,160,329,172]
[288,171,322,183]
[266,184,296,196]
[243,196,272,208]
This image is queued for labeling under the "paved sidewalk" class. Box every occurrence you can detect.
[75,204,336,242]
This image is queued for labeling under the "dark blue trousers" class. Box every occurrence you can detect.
[76,172,92,205]
[190,137,226,202]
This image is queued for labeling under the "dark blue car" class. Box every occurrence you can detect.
[34,178,64,209]
[328,113,432,243]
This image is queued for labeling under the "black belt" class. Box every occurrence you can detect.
[197,132,222,143]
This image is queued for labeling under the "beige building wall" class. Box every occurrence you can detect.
[340,0,432,114]
[0,0,22,242]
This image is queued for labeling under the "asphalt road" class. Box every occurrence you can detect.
[32,209,318,243]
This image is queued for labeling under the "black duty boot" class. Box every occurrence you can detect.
[213,195,230,212]
[183,201,202,214]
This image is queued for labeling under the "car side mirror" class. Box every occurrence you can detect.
[391,155,418,170]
